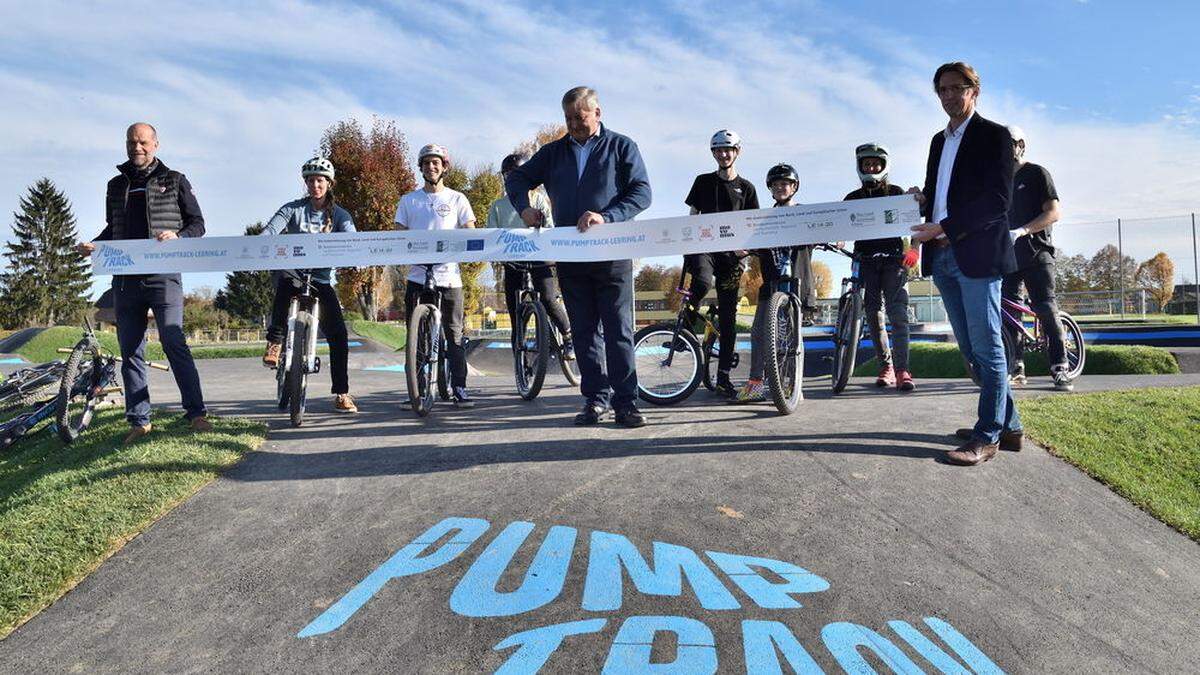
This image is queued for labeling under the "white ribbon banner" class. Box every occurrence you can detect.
[90,194,921,275]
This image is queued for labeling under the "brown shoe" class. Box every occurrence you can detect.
[123,424,152,445]
[954,428,1023,451]
[334,394,358,414]
[190,416,213,432]
[946,439,999,466]
[263,342,282,369]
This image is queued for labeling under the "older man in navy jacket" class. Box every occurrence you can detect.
[910,62,1022,466]
[506,86,652,427]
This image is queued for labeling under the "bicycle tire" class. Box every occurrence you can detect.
[701,331,717,392]
[406,304,437,416]
[831,291,862,394]
[0,362,64,408]
[1059,312,1086,380]
[633,324,703,405]
[288,313,310,427]
[764,292,804,415]
[514,299,549,400]
[558,338,581,386]
[55,337,103,444]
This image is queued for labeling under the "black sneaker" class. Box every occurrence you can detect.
[715,373,737,398]
[452,387,475,409]
[614,408,647,428]
[561,338,576,362]
[574,402,608,425]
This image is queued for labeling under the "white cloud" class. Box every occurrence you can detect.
[1,0,1198,295]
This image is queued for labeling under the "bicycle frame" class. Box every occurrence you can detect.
[418,266,445,374]
[281,271,321,379]
[1000,297,1038,345]
[662,267,718,368]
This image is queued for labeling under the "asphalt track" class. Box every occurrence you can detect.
[2,346,1199,674]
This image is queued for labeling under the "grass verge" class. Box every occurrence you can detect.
[351,320,406,351]
[853,342,1180,378]
[13,326,326,365]
[0,408,267,637]
[1018,386,1200,541]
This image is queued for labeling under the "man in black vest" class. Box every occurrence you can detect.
[78,123,210,443]
[910,62,1022,466]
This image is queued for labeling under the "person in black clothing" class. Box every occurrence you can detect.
[843,143,920,391]
[1002,126,1068,389]
[76,123,210,444]
[684,129,759,397]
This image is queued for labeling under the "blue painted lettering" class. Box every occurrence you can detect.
[821,621,924,674]
[602,615,718,674]
[449,522,576,617]
[705,551,830,609]
[741,620,824,674]
[583,531,740,612]
[493,619,607,675]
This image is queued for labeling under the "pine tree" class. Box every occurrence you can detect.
[214,223,275,327]
[0,179,92,328]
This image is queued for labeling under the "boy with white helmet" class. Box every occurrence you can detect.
[684,129,759,398]
[262,156,359,413]
[394,144,477,408]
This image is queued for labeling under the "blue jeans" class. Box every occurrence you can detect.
[113,274,207,427]
[930,247,1021,444]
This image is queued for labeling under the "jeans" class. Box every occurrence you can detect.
[113,274,206,426]
[861,259,911,371]
[929,246,1021,444]
[267,275,350,394]
[404,282,468,389]
[685,252,742,375]
[1002,260,1067,369]
[558,261,637,411]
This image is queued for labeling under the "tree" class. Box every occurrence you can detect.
[214,222,275,327]
[656,266,686,312]
[811,260,833,299]
[1136,252,1176,310]
[319,117,417,320]
[444,164,504,316]
[183,287,232,332]
[1085,244,1137,293]
[0,179,91,328]
[635,264,678,291]
[1054,254,1091,293]
[512,124,567,156]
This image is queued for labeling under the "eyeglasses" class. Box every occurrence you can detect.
[936,84,974,96]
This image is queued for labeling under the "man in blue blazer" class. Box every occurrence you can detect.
[910,62,1022,466]
[506,86,653,428]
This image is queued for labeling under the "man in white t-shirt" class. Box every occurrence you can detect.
[394,143,477,408]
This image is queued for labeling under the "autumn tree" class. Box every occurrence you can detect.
[634,264,677,291]
[811,259,833,299]
[319,117,416,320]
[1054,254,1091,293]
[444,164,504,316]
[1085,244,1137,293]
[1136,252,1176,310]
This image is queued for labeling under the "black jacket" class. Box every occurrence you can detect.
[97,159,205,241]
[919,113,1015,278]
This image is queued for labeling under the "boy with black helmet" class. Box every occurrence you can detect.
[844,143,919,391]
[684,129,759,398]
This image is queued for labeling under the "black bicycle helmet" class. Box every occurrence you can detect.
[501,152,531,174]
[765,163,799,189]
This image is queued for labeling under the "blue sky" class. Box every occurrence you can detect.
[2,0,1199,295]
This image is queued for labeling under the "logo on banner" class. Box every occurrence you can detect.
[497,230,540,257]
[407,241,430,253]
[293,245,306,257]
[718,225,735,239]
[850,212,876,227]
[884,209,898,224]
[699,227,714,241]
[98,244,134,270]
[259,245,271,259]
[467,239,485,252]
[681,226,693,241]
[275,246,289,258]
[656,228,675,245]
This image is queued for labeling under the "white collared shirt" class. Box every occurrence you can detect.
[932,112,974,225]
[570,131,600,182]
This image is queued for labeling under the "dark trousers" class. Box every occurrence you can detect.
[558,261,637,411]
[860,259,911,371]
[685,252,742,374]
[404,282,467,388]
[1002,260,1067,368]
[502,264,572,341]
[113,274,206,426]
[267,276,350,394]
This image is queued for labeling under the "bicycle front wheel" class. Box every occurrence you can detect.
[764,292,804,415]
[55,336,102,444]
[288,313,311,427]
[1059,312,1086,380]
[406,304,437,416]
[514,300,549,400]
[437,334,452,402]
[634,324,703,405]
[831,292,862,394]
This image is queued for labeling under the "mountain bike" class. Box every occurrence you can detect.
[633,267,730,405]
[0,361,66,412]
[761,248,806,414]
[508,262,580,400]
[963,297,1086,386]
[55,321,150,443]
[406,264,453,416]
[272,270,322,427]
[822,245,903,394]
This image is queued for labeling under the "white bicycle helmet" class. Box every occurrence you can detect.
[854,143,889,186]
[1007,125,1026,160]
[710,129,741,150]
[418,143,451,165]
[301,156,335,180]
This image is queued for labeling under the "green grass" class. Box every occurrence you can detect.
[351,320,406,351]
[853,342,1180,378]
[1075,314,1198,325]
[13,326,327,365]
[0,408,267,637]
[1019,387,1200,541]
